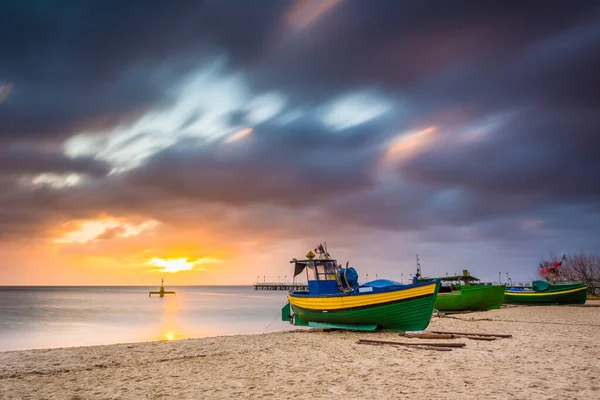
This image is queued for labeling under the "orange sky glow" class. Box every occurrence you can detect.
[0,211,314,286]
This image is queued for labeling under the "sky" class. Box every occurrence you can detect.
[1,0,599,285]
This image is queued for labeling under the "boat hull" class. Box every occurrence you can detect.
[504,283,587,305]
[434,285,506,312]
[287,280,440,331]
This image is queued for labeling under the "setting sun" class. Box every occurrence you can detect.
[148,257,221,273]
[149,258,196,273]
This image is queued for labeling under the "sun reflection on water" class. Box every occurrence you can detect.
[145,288,289,344]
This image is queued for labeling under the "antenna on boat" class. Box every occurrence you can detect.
[316,242,332,260]
[415,255,421,279]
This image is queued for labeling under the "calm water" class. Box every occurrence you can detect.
[0,286,296,352]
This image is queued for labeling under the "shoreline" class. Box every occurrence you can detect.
[1,301,599,399]
[0,325,303,354]
[2,302,598,355]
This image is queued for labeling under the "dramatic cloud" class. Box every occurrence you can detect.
[54,218,159,244]
[0,83,11,103]
[0,145,108,177]
[1,0,599,284]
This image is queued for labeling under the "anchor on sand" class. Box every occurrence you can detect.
[149,278,176,297]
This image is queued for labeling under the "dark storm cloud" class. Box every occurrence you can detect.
[0,1,281,82]
[126,118,381,207]
[0,0,284,140]
[0,73,167,141]
[400,108,600,202]
[0,146,108,176]
[1,0,599,251]
[317,183,545,236]
[252,1,600,101]
[3,0,599,138]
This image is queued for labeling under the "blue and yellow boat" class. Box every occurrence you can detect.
[281,244,440,331]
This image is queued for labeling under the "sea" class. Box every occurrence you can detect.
[0,286,296,352]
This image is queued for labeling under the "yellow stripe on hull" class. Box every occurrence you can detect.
[288,283,436,311]
[504,286,587,297]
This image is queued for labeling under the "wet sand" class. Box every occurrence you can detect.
[1,301,599,399]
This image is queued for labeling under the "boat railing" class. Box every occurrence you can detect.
[505,281,533,288]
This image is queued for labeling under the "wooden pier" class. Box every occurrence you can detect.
[253,283,308,291]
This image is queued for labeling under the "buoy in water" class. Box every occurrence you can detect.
[149,278,176,297]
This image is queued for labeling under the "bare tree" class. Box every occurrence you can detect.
[538,253,600,296]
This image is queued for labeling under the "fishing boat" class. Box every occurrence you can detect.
[281,244,440,331]
[504,280,587,305]
[434,282,506,312]
[417,260,505,312]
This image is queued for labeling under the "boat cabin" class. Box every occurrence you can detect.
[291,258,358,295]
[421,270,481,293]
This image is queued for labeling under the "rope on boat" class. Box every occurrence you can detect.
[263,311,283,331]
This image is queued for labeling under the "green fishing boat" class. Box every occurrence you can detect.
[281,244,441,332]
[435,284,506,311]
[420,268,505,312]
[504,280,587,305]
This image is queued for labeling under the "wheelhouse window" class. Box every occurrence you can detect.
[316,261,337,281]
[306,264,317,281]
[302,259,340,295]
[304,261,338,282]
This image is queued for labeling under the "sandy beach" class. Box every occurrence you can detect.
[1,302,599,400]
